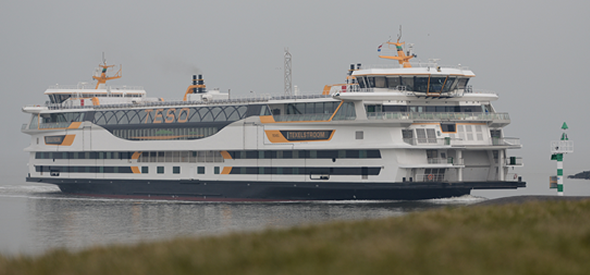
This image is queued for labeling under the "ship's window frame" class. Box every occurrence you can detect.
[374,77,387,88]
[367,77,375,88]
[426,129,437,143]
[309,150,317,159]
[365,105,382,113]
[318,150,338,159]
[305,103,314,114]
[346,150,359,158]
[440,123,456,133]
[414,76,429,93]
[357,76,367,88]
[457,78,470,90]
[416,129,426,143]
[401,76,414,91]
[246,151,258,159]
[332,102,356,120]
[387,76,401,89]
[428,76,447,93]
[442,77,456,92]
[283,150,293,159]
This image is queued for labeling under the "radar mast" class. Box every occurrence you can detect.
[378,26,416,68]
[92,53,122,89]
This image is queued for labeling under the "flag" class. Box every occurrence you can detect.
[377,44,382,52]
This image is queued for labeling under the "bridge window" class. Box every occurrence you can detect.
[401,76,414,90]
[359,75,469,93]
[332,102,356,120]
[387,76,401,89]
[428,77,447,93]
[374,77,387,88]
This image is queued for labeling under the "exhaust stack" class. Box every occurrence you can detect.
[192,75,197,94]
[192,74,206,93]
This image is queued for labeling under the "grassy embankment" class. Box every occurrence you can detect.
[2,199,590,275]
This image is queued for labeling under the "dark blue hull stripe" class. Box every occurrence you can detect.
[26,177,525,201]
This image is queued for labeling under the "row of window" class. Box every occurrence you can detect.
[36,151,135,160]
[31,101,358,131]
[31,112,85,129]
[226,150,381,159]
[35,165,215,175]
[138,151,224,163]
[48,93,143,104]
[148,166,195,174]
[269,102,357,122]
[43,102,355,127]
[402,124,487,145]
[36,166,133,173]
[93,105,251,125]
[35,150,382,161]
[112,127,219,141]
[34,165,379,176]
[269,102,340,116]
[228,166,381,175]
[34,150,226,162]
[366,105,485,113]
[32,104,262,129]
[39,112,86,124]
[451,124,485,142]
[357,75,469,94]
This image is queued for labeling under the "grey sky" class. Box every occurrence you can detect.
[2,0,589,196]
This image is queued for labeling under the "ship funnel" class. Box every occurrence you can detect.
[192,75,198,94]
[198,74,205,93]
[192,74,206,93]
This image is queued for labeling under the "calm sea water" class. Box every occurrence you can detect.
[0,182,485,256]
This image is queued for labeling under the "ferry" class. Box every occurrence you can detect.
[21,37,525,201]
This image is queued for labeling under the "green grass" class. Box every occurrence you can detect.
[2,200,590,275]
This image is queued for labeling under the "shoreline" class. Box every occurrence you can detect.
[475,195,590,206]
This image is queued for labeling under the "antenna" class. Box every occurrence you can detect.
[92,53,122,89]
[284,48,292,96]
[378,26,414,68]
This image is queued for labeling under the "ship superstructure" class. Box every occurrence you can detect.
[21,40,525,200]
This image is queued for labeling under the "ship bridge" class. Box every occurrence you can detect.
[44,85,146,104]
[351,65,475,97]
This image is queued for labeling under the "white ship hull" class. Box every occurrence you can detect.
[21,46,525,200]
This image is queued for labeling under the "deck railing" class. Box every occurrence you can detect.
[47,85,144,90]
[32,94,334,111]
[492,137,521,146]
[271,113,333,122]
[37,122,72,129]
[427,158,464,165]
[367,112,510,122]
[403,137,521,147]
